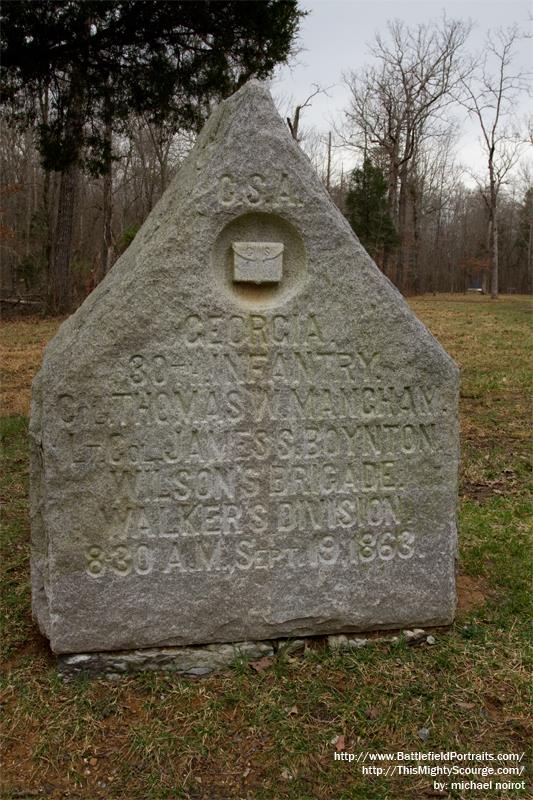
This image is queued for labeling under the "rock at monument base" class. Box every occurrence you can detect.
[30,80,459,656]
[58,640,275,680]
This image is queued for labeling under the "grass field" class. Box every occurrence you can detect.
[1,294,531,800]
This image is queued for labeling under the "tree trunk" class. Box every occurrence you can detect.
[100,168,113,281]
[525,217,533,292]
[396,172,409,293]
[46,34,87,314]
[24,138,32,259]
[488,163,499,300]
[100,115,114,282]
[326,131,332,192]
[410,179,420,294]
[432,204,442,294]
[48,163,79,314]
[38,86,53,285]
[287,106,301,141]
[386,160,399,285]
[490,218,498,299]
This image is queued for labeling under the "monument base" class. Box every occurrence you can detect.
[57,640,276,680]
[57,628,441,679]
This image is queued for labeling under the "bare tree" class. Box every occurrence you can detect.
[280,84,337,192]
[343,17,472,291]
[286,83,332,143]
[458,26,529,298]
[411,125,462,292]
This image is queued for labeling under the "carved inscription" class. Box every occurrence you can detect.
[84,529,415,578]
[217,173,302,209]
[57,310,447,580]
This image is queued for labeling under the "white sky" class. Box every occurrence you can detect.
[271,0,532,186]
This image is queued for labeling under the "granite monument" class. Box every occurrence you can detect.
[30,81,459,659]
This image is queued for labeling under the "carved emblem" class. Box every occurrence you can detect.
[232,241,284,284]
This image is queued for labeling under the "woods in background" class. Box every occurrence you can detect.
[1,0,304,312]
[338,18,531,297]
[1,5,531,312]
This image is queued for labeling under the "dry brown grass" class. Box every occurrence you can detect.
[0,316,63,415]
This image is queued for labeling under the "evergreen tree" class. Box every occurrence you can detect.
[1,0,304,312]
[345,157,398,262]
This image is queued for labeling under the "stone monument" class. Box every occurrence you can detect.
[30,81,459,667]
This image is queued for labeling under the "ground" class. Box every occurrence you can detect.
[0,294,531,800]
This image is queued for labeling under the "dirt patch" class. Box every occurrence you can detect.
[461,481,505,502]
[2,630,55,672]
[456,574,490,614]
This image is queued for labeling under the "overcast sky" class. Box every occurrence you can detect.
[271,0,532,184]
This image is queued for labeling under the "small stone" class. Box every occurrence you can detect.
[418,727,430,741]
[185,666,213,676]
[278,639,306,655]
[66,654,92,664]
[426,635,436,645]
[328,635,349,650]
[233,641,274,659]
[108,661,128,672]
[347,638,367,648]
[406,628,426,645]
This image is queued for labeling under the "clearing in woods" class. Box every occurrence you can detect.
[0,294,531,800]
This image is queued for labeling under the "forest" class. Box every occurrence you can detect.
[1,2,531,313]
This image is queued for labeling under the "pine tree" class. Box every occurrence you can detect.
[345,158,398,263]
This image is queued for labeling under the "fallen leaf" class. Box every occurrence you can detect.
[249,656,274,673]
[288,705,299,715]
[335,735,346,751]
[456,701,475,710]
[365,707,379,720]
[89,757,97,766]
